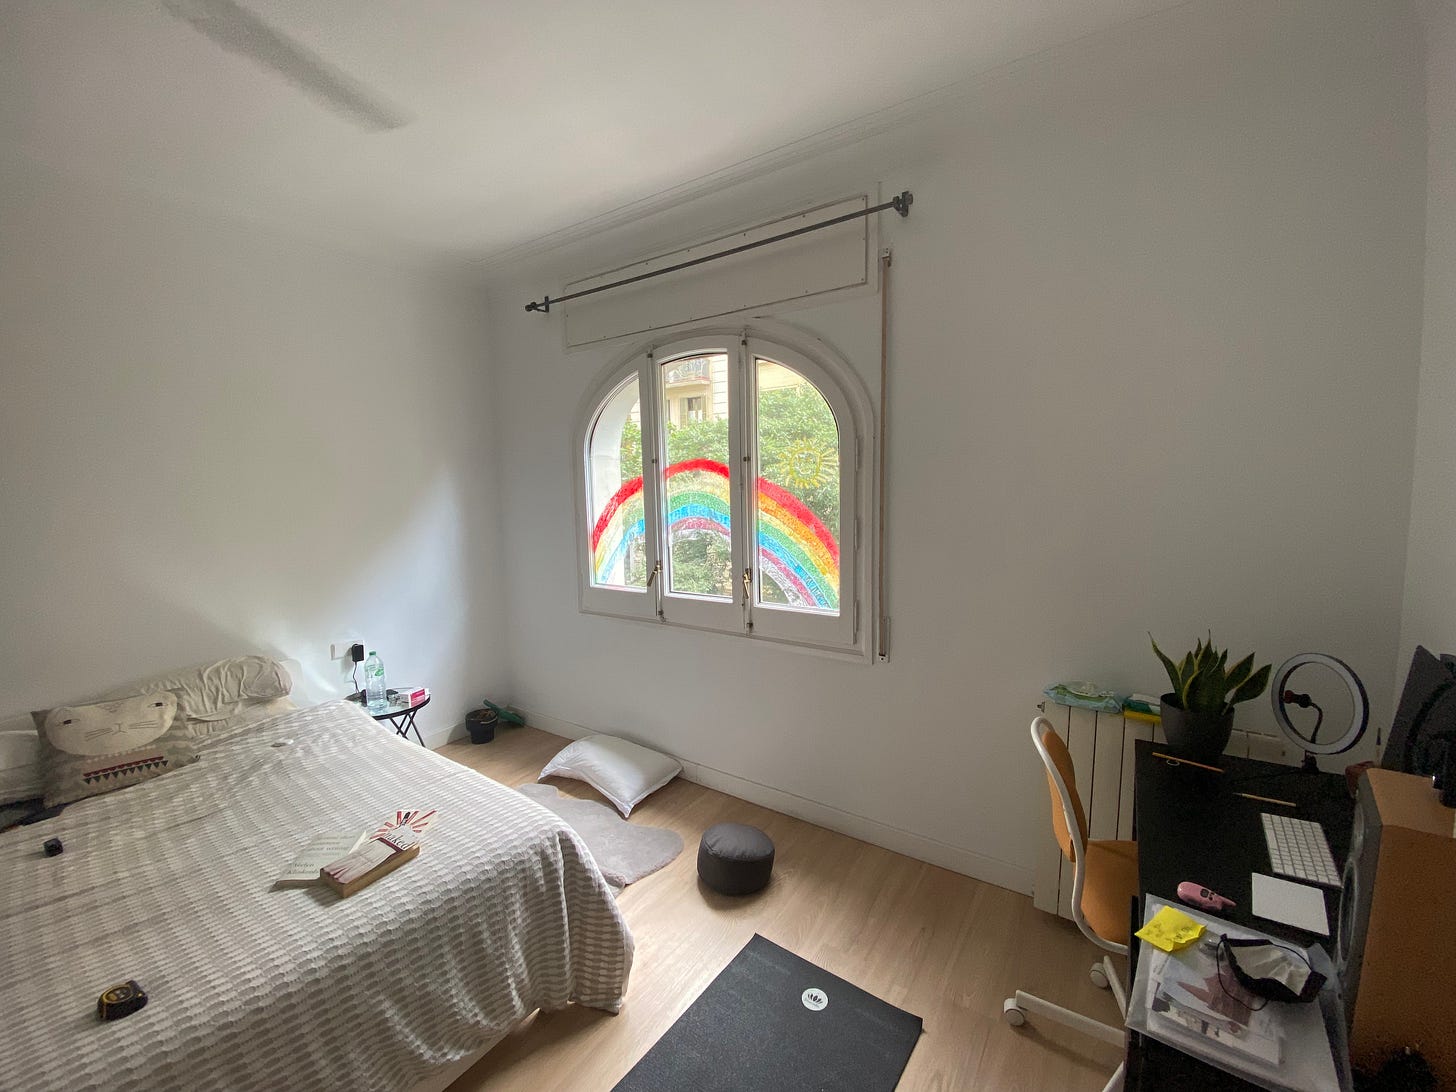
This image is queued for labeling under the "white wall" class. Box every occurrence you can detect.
[481,0,1426,891]
[0,153,504,745]
[1400,1,1456,678]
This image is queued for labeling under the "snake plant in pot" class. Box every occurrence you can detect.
[1151,634,1271,764]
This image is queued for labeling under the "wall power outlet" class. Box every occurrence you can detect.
[331,639,364,661]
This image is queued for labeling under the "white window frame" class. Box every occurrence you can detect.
[578,369,658,621]
[573,323,873,658]
[743,336,859,649]
[652,335,746,633]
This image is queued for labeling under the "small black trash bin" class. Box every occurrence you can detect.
[466,708,498,744]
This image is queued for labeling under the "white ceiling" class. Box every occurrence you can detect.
[1,0,1190,263]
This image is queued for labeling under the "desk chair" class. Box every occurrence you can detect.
[1004,716,1138,1092]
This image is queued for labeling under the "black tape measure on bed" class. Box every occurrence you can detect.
[97,980,147,1021]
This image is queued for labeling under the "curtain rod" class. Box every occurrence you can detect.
[523,190,913,313]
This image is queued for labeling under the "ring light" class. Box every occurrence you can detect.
[1270,653,1369,766]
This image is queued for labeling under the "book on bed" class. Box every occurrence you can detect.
[319,809,437,897]
[275,832,370,887]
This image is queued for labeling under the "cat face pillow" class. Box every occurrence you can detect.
[33,692,198,807]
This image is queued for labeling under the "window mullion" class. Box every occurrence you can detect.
[640,351,664,619]
[736,333,754,633]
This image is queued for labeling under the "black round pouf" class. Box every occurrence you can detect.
[698,822,775,896]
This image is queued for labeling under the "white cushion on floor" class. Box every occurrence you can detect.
[539,734,681,817]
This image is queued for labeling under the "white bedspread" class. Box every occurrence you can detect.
[0,700,634,1091]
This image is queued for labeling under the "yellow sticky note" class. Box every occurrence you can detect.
[1135,906,1205,953]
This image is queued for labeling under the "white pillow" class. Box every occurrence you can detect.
[0,715,42,805]
[100,655,293,741]
[539,734,681,817]
[183,695,297,747]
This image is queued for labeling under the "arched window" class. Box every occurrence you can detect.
[577,329,869,654]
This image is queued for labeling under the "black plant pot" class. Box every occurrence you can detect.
[1159,695,1234,765]
[466,708,498,745]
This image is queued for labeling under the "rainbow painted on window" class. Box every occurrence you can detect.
[591,459,839,611]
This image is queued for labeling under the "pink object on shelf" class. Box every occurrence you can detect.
[1177,881,1236,912]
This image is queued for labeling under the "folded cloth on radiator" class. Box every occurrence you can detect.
[1043,682,1126,713]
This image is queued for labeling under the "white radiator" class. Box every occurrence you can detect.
[1031,703,1293,920]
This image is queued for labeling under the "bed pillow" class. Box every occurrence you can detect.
[175,694,298,747]
[539,734,681,817]
[101,655,293,742]
[32,692,198,807]
[0,716,43,806]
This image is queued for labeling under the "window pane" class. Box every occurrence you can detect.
[661,353,732,599]
[755,358,840,613]
[588,376,647,589]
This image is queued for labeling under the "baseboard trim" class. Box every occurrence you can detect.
[423,720,467,750]
[517,707,1033,896]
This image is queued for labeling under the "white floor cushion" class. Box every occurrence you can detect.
[539,734,681,817]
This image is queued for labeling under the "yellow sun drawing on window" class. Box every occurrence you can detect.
[776,440,831,489]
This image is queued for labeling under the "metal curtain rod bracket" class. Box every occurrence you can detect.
[524,190,913,314]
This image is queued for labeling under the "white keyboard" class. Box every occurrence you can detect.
[1261,813,1341,887]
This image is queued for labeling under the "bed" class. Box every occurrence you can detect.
[0,694,634,1090]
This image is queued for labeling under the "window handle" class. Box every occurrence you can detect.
[647,560,661,588]
[742,567,752,602]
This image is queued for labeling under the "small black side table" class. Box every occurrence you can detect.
[348,690,431,746]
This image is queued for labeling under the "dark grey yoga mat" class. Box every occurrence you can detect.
[613,934,923,1092]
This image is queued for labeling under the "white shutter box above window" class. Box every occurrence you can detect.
[563,195,875,348]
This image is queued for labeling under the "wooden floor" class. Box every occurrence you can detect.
[437,726,1124,1092]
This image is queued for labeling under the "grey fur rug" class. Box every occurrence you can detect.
[517,783,683,892]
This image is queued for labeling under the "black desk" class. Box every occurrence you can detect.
[1124,739,1355,1090]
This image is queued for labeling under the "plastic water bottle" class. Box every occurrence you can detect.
[364,650,387,712]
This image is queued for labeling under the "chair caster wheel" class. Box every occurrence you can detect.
[1002,998,1026,1027]
[1090,963,1109,989]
